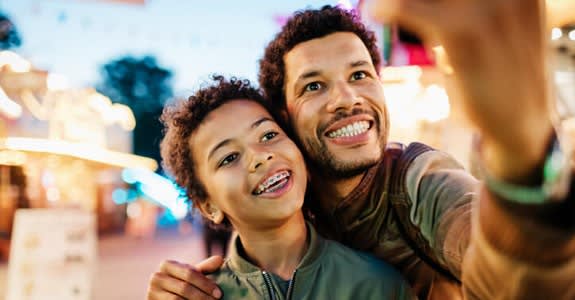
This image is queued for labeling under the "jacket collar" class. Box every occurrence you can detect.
[227,222,325,275]
[335,162,380,212]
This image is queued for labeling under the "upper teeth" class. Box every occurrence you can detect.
[327,121,370,138]
[254,171,290,195]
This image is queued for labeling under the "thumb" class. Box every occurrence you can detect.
[197,255,224,274]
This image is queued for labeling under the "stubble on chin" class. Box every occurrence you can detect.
[302,136,381,179]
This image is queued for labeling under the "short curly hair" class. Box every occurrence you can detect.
[160,75,269,227]
[259,5,381,117]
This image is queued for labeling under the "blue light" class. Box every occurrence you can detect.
[112,188,128,204]
[121,169,138,184]
[121,168,189,220]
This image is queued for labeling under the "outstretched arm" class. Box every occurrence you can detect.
[369,0,575,298]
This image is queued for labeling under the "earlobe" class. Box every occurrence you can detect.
[199,200,224,224]
[211,209,224,224]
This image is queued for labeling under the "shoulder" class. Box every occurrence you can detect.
[402,142,477,190]
[322,239,404,279]
[399,142,463,171]
[207,261,265,299]
[206,260,234,282]
[321,240,414,298]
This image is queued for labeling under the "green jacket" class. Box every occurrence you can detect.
[209,223,415,300]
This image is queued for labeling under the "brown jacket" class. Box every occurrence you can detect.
[310,142,575,299]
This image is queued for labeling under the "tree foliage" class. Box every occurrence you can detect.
[97,55,173,115]
[0,11,22,50]
[96,55,174,168]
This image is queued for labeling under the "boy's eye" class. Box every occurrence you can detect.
[351,71,367,81]
[261,131,278,142]
[218,153,238,167]
[304,82,321,92]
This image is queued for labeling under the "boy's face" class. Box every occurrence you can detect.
[192,100,307,231]
[283,32,388,177]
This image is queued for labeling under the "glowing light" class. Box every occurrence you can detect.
[87,92,136,130]
[122,168,188,220]
[569,30,575,41]
[121,169,138,184]
[1,137,158,170]
[41,171,56,188]
[552,27,563,40]
[127,202,142,219]
[381,66,422,83]
[0,86,22,119]
[0,51,31,73]
[46,187,60,202]
[47,73,70,91]
[112,188,129,204]
[110,103,136,130]
[0,150,27,166]
[384,81,421,129]
[418,85,450,122]
[337,0,354,10]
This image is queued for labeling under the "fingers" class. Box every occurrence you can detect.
[196,256,225,274]
[147,259,222,299]
[147,271,217,300]
[147,290,185,300]
[367,0,439,42]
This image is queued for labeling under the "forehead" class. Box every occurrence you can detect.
[284,32,372,77]
[191,100,271,156]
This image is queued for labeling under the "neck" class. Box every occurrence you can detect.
[309,171,365,212]
[236,212,308,280]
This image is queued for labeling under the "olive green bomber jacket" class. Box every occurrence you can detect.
[209,222,415,300]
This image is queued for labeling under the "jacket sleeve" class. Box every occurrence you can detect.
[404,149,478,279]
[404,145,575,298]
[461,180,575,299]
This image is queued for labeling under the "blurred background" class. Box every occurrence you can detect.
[0,0,573,299]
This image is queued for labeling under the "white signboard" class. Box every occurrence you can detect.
[5,209,97,300]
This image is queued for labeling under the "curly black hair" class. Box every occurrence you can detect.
[160,75,269,227]
[259,5,381,119]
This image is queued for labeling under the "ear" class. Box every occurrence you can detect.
[197,199,225,224]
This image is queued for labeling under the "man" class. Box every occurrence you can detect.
[148,1,575,299]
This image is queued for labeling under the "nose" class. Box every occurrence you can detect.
[249,148,274,173]
[326,80,363,113]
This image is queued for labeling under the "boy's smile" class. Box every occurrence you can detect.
[192,100,307,229]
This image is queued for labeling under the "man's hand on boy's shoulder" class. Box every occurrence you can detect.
[147,256,224,300]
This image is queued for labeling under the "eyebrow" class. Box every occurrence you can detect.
[350,60,370,68]
[295,60,370,83]
[207,116,274,160]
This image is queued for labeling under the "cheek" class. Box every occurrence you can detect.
[292,102,319,131]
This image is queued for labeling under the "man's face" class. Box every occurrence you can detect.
[283,32,388,178]
[192,100,308,231]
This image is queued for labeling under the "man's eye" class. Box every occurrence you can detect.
[351,71,367,81]
[304,82,321,92]
[261,131,279,142]
[218,153,238,167]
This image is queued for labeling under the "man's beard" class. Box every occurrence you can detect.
[301,136,381,179]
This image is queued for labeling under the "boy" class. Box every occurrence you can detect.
[153,75,415,299]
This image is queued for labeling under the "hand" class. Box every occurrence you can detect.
[368,0,554,182]
[147,256,224,300]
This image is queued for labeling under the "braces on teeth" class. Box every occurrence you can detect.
[255,171,290,194]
